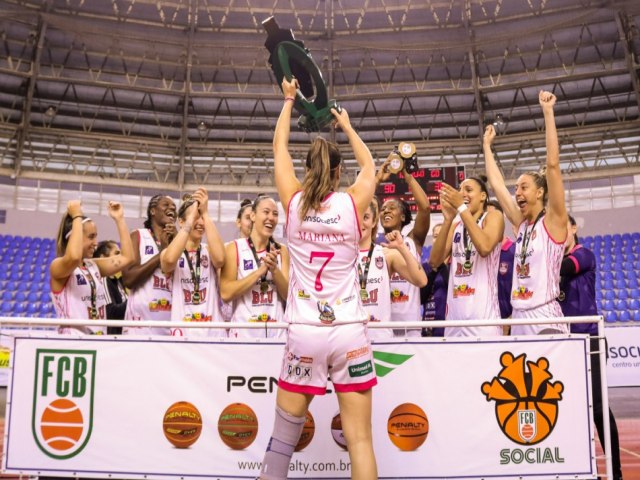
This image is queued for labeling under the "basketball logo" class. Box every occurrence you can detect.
[32,350,96,459]
[40,398,84,453]
[295,410,315,452]
[217,403,258,450]
[387,403,429,451]
[162,401,203,448]
[481,352,564,445]
[330,412,348,450]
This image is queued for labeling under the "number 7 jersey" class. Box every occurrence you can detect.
[284,191,367,325]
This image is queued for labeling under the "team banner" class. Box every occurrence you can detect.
[4,335,596,479]
[605,325,640,387]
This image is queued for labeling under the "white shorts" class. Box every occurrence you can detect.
[511,301,568,336]
[278,323,378,395]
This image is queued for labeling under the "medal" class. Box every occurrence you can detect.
[360,288,369,302]
[89,307,98,320]
[463,261,472,271]
[558,291,565,301]
[261,280,269,293]
[192,291,201,304]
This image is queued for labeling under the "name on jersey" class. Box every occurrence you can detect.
[303,214,341,225]
[183,288,207,304]
[152,274,171,292]
[361,288,379,305]
[252,290,274,305]
[296,231,346,243]
[181,276,209,285]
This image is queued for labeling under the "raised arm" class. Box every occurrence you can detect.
[429,196,456,269]
[340,109,376,220]
[539,90,568,241]
[193,187,225,269]
[273,77,303,210]
[483,125,522,228]
[383,230,427,287]
[94,201,135,278]
[405,170,431,250]
[50,200,84,291]
[160,202,199,274]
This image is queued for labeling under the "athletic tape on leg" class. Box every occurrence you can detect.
[260,406,306,480]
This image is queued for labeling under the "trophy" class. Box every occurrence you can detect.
[386,141,419,174]
[263,16,341,132]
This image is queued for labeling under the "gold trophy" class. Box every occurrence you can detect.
[386,141,418,174]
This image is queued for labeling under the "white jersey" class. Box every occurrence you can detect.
[359,244,393,339]
[285,191,366,326]
[170,244,225,337]
[51,260,107,335]
[445,214,502,337]
[511,215,567,334]
[389,235,422,337]
[124,229,173,335]
[228,238,285,338]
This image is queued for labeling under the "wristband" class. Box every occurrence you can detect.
[284,97,295,103]
[71,215,83,221]
[457,204,468,214]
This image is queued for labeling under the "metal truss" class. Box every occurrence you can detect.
[0,0,638,193]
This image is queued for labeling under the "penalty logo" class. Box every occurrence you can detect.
[32,349,96,459]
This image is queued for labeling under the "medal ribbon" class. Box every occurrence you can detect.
[356,242,376,292]
[247,236,275,288]
[82,263,98,320]
[462,213,484,267]
[183,245,201,300]
[519,209,545,269]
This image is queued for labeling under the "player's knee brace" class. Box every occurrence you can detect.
[259,406,306,480]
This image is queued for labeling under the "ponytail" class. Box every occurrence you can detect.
[299,137,341,219]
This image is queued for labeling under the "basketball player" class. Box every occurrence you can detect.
[259,77,377,480]
[160,188,226,337]
[430,176,504,336]
[359,200,427,339]
[559,215,623,480]
[376,156,431,337]
[50,200,134,334]
[484,91,568,335]
[122,194,176,335]
[487,199,516,320]
[221,195,289,338]
[420,223,449,337]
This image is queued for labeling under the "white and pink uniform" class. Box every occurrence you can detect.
[51,260,107,335]
[170,244,225,337]
[445,214,502,337]
[279,191,377,394]
[228,238,285,339]
[389,236,422,337]
[359,244,393,339]
[511,214,567,335]
[124,228,173,335]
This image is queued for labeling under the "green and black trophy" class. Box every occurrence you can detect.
[263,16,341,132]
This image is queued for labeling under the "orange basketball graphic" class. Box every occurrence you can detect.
[162,401,203,448]
[217,403,258,450]
[387,403,429,451]
[295,410,315,452]
[481,352,564,445]
[330,412,348,450]
[40,398,84,452]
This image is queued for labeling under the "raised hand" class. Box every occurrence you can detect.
[107,201,124,220]
[539,90,556,112]
[381,230,404,250]
[483,124,496,147]
[67,200,83,218]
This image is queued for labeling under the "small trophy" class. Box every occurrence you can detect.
[263,16,341,132]
[386,141,419,174]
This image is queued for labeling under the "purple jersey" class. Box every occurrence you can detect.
[421,261,449,337]
[558,245,598,334]
[498,238,515,319]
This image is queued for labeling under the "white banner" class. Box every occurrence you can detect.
[4,335,596,479]
[606,325,640,387]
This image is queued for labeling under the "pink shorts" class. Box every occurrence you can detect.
[278,323,378,395]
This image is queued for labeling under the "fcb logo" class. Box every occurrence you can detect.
[243,259,254,270]
[481,352,563,445]
[145,245,154,255]
[179,257,184,268]
[375,256,384,269]
[32,349,96,459]
[75,274,87,285]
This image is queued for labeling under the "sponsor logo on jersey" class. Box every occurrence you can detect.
[243,259,254,270]
[296,289,311,299]
[375,256,384,269]
[349,360,373,378]
[144,245,154,255]
[453,284,475,297]
[499,261,509,275]
[317,301,336,324]
[346,346,369,360]
[75,274,87,285]
[286,364,312,378]
[303,214,341,225]
[512,286,534,300]
[390,289,409,303]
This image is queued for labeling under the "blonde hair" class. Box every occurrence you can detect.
[299,137,342,219]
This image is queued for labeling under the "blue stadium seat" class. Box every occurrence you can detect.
[617,290,629,300]
[39,303,53,317]
[603,279,614,290]
[27,291,39,303]
[26,302,39,316]
[629,299,640,310]
[634,310,640,322]
[604,290,615,301]
[1,290,13,302]
[604,311,617,323]
[613,278,627,289]
[618,311,631,322]
[14,291,27,302]
[13,302,26,315]
[603,299,615,311]
[615,299,628,311]
[602,271,614,281]
[628,278,639,289]
[39,292,51,303]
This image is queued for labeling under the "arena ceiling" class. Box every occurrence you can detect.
[0,0,639,194]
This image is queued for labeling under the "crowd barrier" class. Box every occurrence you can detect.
[0,316,612,480]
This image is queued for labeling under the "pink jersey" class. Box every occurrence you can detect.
[228,238,285,338]
[124,229,173,335]
[51,260,107,335]
[359,244,393,339]
[511,215,566,310]
[445,214,502,337]
[170,244,225,337]
[284,191,366,325]
[389,235,422,337]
